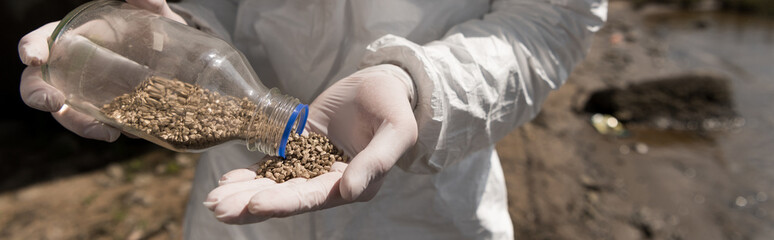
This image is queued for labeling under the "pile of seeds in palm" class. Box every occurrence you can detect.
[255,132,348,183]
[100,76,265,150]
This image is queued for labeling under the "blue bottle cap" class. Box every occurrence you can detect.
[278,104,308,158]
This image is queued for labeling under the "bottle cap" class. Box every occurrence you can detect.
[278,104,309,158]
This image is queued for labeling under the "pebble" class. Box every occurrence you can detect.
[125,191,154,207]
[255,132,346,183]
[175,153,194,167]
[634,142,649,154]
[586,192,600,204]
[735,196,748,207]
[107,163,125,180]
[132,173,153,186]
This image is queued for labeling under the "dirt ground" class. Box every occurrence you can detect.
[500,2,774,239]
[0,150,198,240]
[1,1,771,239]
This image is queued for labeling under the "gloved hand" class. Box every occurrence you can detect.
[17,0,185,142]
[204,64,419,224]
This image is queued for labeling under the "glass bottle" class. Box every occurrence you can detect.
[43,0,307,157]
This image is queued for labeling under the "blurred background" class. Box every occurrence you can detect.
[0,0,772,239]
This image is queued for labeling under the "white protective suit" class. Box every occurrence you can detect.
[170,0,607,239]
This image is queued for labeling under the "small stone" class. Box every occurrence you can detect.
[155,164,167,174]
[580,174,595,186]
[735,196,748,207]
[253,132,345,183]
[106,163,124,180]
[634,142,649,154]
[132,173,153,186]
[586,192,599,204]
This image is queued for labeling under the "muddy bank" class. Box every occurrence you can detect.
[631,0,774,16]
[500,1,774,239]
[0,151,198,239]
[583,72,741,131]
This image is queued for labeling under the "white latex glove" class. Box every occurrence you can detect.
[17,0,185,142]
[204,64,418,224]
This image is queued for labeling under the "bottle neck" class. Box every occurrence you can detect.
[244,88,308,157]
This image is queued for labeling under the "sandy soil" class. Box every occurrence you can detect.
[1,1,771,239]
[0,151,198,240]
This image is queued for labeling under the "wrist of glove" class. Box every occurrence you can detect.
[370,64,417,109]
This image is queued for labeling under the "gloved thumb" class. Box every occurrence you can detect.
[20,66,65,112]
[18,21,58,66]
[53,104,121,142]
[339,120,417,201]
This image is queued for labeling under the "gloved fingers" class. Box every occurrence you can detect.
[218,169,258,186]
[369,64,416,107]
[212,191,270,224]
[212,158,348,223]
[18,21,58,66]
[20,66,65,112]
[204,178,277,210]
[330,161,348,173]
[52,104,120,142]
[212,179,305,224]
[248,171,348,218]
[212,160,347,209]
[356,178,385,201]
[125,0,185,24]
[218,157,276,185]
[340,120,417,202]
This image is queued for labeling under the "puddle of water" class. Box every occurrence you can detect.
[641,11,774,236]
[644,12,774,173]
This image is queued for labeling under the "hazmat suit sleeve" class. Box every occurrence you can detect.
[360,0,608,173]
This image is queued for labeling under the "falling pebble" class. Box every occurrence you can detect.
[635,142,649,154]
[735,196,748,207]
